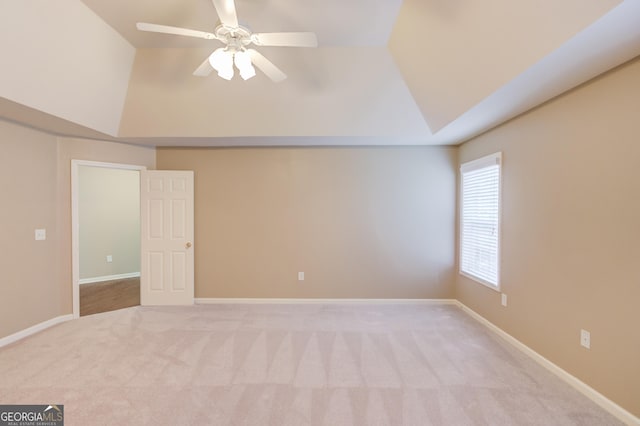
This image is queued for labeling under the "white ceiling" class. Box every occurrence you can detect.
[1,0,639,146]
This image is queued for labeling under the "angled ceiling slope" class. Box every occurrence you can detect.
[389,0,623,133]
[0,0,134,137]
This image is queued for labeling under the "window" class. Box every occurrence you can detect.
[460,152,501,289]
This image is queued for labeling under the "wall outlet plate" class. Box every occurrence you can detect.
[501,293,507,307]
[34,229,46,241]
[298,272,304,281]
[580,329,591,349]
[106,255,113,263]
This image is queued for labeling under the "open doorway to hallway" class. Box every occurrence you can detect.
[71,161,146,317]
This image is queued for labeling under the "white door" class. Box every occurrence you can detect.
[140,170,194,305]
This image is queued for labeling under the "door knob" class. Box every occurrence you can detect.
[186,242,192,248]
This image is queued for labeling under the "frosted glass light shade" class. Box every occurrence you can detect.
[209,48,234,80]
[208,48,229,71]
[234,50,256,80]
[217,67,234,80]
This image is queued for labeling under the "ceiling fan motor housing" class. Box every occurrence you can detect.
[215,24,252,50]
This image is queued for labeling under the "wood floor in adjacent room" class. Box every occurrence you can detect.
[0,304,622,425]
[79,277,140,316]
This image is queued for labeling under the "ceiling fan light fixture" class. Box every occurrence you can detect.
[209,48,231,71]
[209,48,234,80]
[217,66,234,80]
[234,50,256,80]
[238,65,256,80]
[136,0,317,83]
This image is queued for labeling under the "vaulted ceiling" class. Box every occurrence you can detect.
[1,0,639,146]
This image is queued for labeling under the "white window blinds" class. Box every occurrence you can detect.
[460,153,501,288]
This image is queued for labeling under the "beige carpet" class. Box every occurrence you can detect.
[0,304,621,425]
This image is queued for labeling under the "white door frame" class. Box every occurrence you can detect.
[71,160,147,319]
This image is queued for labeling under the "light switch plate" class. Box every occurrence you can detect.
[298,272,304,281]
[35,229,46,241]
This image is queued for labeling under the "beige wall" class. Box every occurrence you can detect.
[457,57,640,416]
[0,120,59,338]
[0,123,156,339]
[158,146,457,299]
[79,166,140,280]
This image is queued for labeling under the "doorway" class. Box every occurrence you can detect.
[71,160,147,318]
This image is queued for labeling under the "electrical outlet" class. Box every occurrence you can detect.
[580,329,591,349]
[106,255,113,263]
[34,229,46,241]
[501,293,507,307]
[298,272,304,281]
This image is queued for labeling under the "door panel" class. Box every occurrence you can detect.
[141,170,194,305]
[172,252,186,290]
[149,199,164,238]
[171,199,186,238]
[149,252,164,291]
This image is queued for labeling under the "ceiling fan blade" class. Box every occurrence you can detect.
[247,49,286,83]
[211,0,238,28]
[252,32,318,47]
[193,57,214,77]
[136,23,218,40]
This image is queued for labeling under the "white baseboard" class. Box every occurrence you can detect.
[79,272,140,285]
[195,298,458,305]
[456,301,639,426]
[0,314,73,348]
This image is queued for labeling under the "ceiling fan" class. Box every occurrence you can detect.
[136,0,318,83]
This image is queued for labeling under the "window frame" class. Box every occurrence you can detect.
[459,152,502,291]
